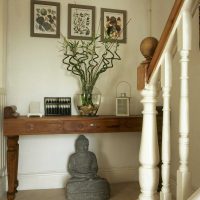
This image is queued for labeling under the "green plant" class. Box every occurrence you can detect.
[61,35,121,106]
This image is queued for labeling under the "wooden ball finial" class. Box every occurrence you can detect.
[140,37,158,62]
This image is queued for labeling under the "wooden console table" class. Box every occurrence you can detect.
[3,114,162,200]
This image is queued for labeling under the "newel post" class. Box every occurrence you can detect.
[177,7,192,200]
[138,37,160,200]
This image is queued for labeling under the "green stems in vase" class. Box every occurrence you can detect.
[61,35,121,116]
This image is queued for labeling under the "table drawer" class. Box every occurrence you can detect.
[63,118,142,133]
[25,121,63,134]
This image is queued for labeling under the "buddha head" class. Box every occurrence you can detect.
[75,135,89,153]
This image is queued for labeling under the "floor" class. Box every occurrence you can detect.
[15,182,140,200]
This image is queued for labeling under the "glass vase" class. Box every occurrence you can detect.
[75,90,101,116]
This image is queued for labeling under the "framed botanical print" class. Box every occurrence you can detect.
[31,0,60,38]
[101,8,127,43]
[68,4,95,40]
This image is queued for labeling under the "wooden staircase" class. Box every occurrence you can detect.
[137,0,200,199]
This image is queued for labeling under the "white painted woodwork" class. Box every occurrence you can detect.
[142,0,197,199]
[160,52,172,200]
[177,9,192,200]
[139,81,160,200]
[188,188,200,200]
[149,0,195,84]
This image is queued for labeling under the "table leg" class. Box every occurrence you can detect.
[14,141,19,193]
[7,136,19,200]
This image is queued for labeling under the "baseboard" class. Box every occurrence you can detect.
[170,175,198,199]
[170,176,177,199]
[0,175,6,200]
[17,167,139,190]
[99,167,139,183]
[188,188,200,200]
[18,172,69,190]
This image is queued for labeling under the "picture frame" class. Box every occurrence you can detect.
[68,4,95,40]
[101,8,127,43]
[30,0,60,38]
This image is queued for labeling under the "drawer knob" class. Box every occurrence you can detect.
[90,123,95,127]
[28,124,34,130]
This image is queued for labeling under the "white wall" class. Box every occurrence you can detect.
[151,0,175,38]
[6,0,149,190]
[0,0,7,89]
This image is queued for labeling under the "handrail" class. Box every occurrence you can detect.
[147,0,184,82]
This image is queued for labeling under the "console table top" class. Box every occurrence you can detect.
[4,115,143,136]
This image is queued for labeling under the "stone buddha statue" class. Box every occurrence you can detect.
[66,135,110,200]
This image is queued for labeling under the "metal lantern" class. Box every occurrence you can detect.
[116,81,131,116]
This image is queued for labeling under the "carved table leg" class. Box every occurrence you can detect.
[7,136,19,200]
[14,141,19,193]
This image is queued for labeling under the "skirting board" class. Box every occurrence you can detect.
[17,167,139,190]
[170,176,198,199]
[0,176,6,200]
[170,176,177,199]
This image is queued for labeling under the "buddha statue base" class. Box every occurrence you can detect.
[66,178,110,200]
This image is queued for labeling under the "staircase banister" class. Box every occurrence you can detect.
[147,0,184,82]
